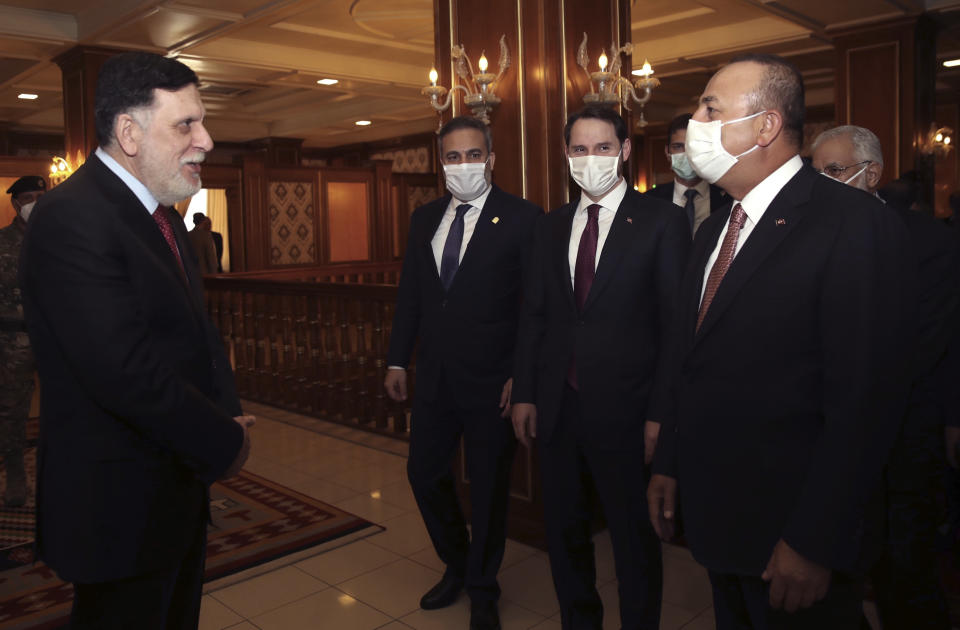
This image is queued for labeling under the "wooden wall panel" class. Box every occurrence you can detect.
[846,43,900,183]
[53,47,118,165]
[327,181,371,262]
[434,0,630,213]
[833,17,936,192]
[934,103,958,217]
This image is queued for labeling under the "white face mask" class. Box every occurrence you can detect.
[568,151,622,199]
[684,110,766,184]
[821,163,869,190]
[443,160,491,202]
[669,152,698,181]
[17,201,36,222]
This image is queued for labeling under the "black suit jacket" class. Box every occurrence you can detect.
[652,165,915,576]
[20,154,243,583]
[645,180,727,229]
[387,185,542,407]
[512,188,690,447]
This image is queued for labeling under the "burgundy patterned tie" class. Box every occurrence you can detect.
[567,203,601,389]
[152,204,185,274]
[574,204,601,312]
[697,203,746,332]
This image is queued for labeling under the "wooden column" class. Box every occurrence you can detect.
[53,46,120,166]
[832,17,936,193]
[434,0,631,213]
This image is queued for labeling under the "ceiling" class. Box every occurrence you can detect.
[0,0,959,149]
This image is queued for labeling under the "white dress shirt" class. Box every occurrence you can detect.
[568,178,628,286]
[430,185,492,272]
[672,178,711,234]
[700,155,803,304]
[96,147,160,214]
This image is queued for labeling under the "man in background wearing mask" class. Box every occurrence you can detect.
[647,54,914,629]
[813,125,956,630]
[0,175,45,507]
[646,113,726,237]
[511,106,689,630]
[385,115,541,630]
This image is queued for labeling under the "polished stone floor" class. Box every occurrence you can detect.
[198,401,879,630]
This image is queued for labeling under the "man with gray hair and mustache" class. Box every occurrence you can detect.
[812,125,957,630]
[20,51,252,629]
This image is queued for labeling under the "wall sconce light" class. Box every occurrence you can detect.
[422,35,510,126]
[576,34,660,126]
[921,123,953,157]
[49,156,73,187]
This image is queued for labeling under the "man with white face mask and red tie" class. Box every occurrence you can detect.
[647,54,915,629]
[385,115,541,630]
[512,105,689,630]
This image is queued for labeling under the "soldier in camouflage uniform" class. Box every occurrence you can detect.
[0,175,45,507]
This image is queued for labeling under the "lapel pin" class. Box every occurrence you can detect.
[775,218,786,225]
[626,217,633,224]
[492,216,500,224]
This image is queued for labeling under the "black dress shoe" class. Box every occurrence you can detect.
[419,573,463,610]
[470,600,501,630]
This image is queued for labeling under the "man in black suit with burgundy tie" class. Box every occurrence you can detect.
[19,52,252,629]
[511,106,689,630]
[644,113,726,237]
[647,54,915,629]
[385,116,541,630]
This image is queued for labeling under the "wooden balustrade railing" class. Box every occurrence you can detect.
[216,261,403,285]
[204,275,412,439]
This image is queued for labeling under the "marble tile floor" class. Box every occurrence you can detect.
[199,402,876,630]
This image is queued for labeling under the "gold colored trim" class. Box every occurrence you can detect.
[844,41,900,176]
[448,0,459,117]
[560,0,569,205]
[517,0,528,199]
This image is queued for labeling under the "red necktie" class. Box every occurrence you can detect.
[152,204,185,274]
[567,203,601,389]
[697,203,746,332]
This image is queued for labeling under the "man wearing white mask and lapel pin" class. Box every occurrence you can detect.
[645,113,727,237]
[385,115,541,630]
[647,54,915,629]
[512,105,689,630]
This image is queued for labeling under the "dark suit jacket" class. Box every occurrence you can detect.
[211,230,224,272]
[894,209,959,435]
[19,154,243,583]
[645,180,727,229]
[652,165,915,576]
[387,185,542,407]
[512,188,690,447]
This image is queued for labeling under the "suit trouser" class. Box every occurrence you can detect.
[539,385,662,630]
[69,515,206,630]
[709,571,863,630]
[407,378,516,602]
[869,409,949,630]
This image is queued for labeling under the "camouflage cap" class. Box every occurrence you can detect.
[6,176,47,197]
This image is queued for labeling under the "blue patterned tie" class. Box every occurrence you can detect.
[439,203,471,290]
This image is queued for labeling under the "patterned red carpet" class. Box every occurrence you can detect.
[0,450,381,630]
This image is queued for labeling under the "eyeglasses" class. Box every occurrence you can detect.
[818,160,871,179]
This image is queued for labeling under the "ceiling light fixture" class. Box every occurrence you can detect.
[944,58,960,68]
[317,78,339,85]
[18,93,38,100]
[355,120,371,126]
